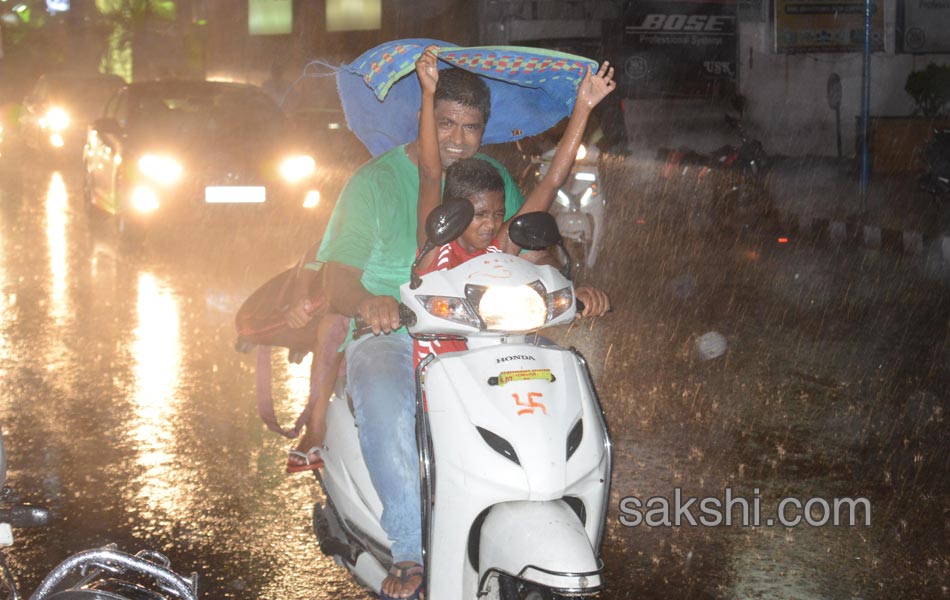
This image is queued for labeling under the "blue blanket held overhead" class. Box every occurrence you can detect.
[336,38,598,157]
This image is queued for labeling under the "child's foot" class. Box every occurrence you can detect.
[286,423,326,473]
[286,446,323,473]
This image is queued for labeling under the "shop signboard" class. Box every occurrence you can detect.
[774,0,885,53]
[619,0,738,98]
[897,0,950,53]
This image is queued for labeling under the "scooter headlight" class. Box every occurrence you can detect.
[549,286,574,320]
[466,281,548,332]
[555,190,570,208]
[417,295,481,329]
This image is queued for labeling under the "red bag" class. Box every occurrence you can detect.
[235,245,337,439]
[234,265,325,356]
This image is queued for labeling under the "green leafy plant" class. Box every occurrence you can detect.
[905,63,950,117]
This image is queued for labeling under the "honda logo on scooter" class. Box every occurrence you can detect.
[497,354,536,363]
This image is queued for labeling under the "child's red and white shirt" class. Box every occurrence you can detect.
[413,238,502,368]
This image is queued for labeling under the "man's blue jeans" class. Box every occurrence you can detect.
[345,330,422,565]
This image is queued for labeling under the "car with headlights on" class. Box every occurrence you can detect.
[19,72,125,159]
[82,80,322,242]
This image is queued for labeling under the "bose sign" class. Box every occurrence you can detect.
[626,14,735,33]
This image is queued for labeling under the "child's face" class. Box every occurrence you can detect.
[457,190,505,252]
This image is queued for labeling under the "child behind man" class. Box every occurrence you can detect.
[412,46,615,365]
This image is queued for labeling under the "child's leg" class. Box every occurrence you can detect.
[289,313,348,466]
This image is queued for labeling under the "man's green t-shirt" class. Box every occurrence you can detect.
[315,144,525,301]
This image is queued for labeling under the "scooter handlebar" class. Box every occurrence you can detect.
[574,299,615,317]
[0,504,50,528]
[352,304,417,340]
[351,297,613,340]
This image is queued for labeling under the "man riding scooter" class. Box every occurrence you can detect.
[315,53,612,599]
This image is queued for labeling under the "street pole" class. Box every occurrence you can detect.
[859,0,872,210]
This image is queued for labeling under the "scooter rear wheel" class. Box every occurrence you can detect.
[499,574,581,600]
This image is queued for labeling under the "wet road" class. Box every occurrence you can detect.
[0,157,948,599]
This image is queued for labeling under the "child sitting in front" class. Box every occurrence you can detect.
[412,46,615,365]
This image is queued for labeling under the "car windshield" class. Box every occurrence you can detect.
[129,85,286,138]
[49,76,123,113]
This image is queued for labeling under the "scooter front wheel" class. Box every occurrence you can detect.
[499,574,554,600]
[498,574,593,600]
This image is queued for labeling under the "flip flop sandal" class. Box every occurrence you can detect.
[380,562,425,600]
[285,446,324,473]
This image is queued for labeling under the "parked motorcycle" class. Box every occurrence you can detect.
[657,114,775,235]
[918,127,950,201]
[0,429,199,600]
[311,205,612,599]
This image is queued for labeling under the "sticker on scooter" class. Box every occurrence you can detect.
[468,256,515,280]
[513,391,547,416]
[488,369,556,386]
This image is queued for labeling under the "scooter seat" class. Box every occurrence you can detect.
[333,377,357,418]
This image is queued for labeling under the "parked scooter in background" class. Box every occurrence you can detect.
[311,206,612,600]
[518,123,610,281]
[0,429,199,600]
[657,113,776,235]
[536,141,604,281]
[919,127,950,201]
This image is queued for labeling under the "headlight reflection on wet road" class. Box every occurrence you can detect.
[129,271,189,523]
[44,172,69,325]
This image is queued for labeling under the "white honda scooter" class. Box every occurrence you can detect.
[312,203,612,600]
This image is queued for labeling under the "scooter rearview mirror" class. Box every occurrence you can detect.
[410,198,474,289]
[509,212,575,280]
[508,211,562,251]
[425,198,474,246]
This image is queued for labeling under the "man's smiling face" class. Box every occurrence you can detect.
[434,100,486,169]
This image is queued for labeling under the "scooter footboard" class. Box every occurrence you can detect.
[478,500,602,595]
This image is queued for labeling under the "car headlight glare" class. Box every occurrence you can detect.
[131,186,159,213]
[466,281,548,332]
[46,107,70,131]
[576,143,587,161]
[303,190,320,208]
[138,154,183,184]
[417,295,481,329]
[280,155,316,183]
